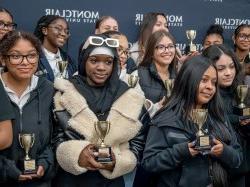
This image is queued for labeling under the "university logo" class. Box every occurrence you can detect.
[135,13,183,27]
[215,17,250,30]
[45,9,99,24]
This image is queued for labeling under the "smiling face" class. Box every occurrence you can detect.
[235,27,250,51]
[196,66,217,108]
[0,11,14,40]
[85,54,114,86]
[215,54,236,88]
[153,35,175,67]
[43,18,69,49]
[4,39,38,81]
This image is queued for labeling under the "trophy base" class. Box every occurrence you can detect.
[19,159,37,174]
[195,135,212,151]
[233,106,250,117]
[95,146,113,164]
[184,44,197,54]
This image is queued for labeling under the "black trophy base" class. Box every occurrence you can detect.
[184,44,197,55]
[233,106,250,118]
[95,146,113,164]
[195,135,212,151]
[19,159,37,174]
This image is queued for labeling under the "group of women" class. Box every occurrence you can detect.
[0,6,250,187]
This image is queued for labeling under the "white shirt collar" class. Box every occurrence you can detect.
[43,47,61,60]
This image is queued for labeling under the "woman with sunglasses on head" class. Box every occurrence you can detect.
[34,15,77,82]
[53,34,147,187]
[0,7,16,42]
[142,55,242,187]
[203,44,250,187]
[232,24,250,86]
[0,31,55,186]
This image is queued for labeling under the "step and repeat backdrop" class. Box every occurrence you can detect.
[2,0,250,59]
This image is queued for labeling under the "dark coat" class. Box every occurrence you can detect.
[142,108,242,187]
[220,88,250,187]
[138,63,175,103]
[37,49,77,82]
[0,77,55,187]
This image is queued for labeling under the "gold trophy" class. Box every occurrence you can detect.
[128,75,139,88]
[191,109,211,151]
[18,133,36,174]
[57,60,68,78]
[94,121,112,163]
[233,85,250,117]
[186,30,197,53]
[164,79,174,98]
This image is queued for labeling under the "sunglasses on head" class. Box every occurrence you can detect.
[82,36,119,50]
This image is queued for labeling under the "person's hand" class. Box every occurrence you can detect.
[188,141,199,157]
[78,144,103,170]
[210,139,224,157]
[158,96,166,108]
[100,151,116,172]
[18,174,33,181]
[240,118,250,126]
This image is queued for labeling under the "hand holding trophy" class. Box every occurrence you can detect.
[186,30,197,53]
[57,60,68,78]
[191,109,212,152]
[18,133,36,174]
[233,85,250,119]
[94,121,113,163]
[128,75,139,88]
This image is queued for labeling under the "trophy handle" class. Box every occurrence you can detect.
[30,134,35,148]
[19,134,24,148]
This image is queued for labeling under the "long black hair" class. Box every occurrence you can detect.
[164,55,232,186]
[202,44,243,91]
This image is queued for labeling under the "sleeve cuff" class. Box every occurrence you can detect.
[99,148,137,179]
[56,140,91,175]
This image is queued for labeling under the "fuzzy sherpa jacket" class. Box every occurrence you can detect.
[53,78,145,180]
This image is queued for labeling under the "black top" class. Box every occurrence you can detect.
[0,81,14,122]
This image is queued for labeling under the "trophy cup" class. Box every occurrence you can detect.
[233,85,250,117]
[94,121,112,163]
[18,133,36,174]
[186,30,197,53]
[57,60,68,78]
[191,109,211,151]
[128,75,139,88]
[164,79,174,98]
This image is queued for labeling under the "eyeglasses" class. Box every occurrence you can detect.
[82,36,119,50]
[5,53,39,65]
[238,33,250,41]
[0,21,17,30]
[155,44,175,53]
[48,26,70,36]
[117,47,130,57]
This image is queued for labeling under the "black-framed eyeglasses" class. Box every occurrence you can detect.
[238,33,250,41]
[0,21,17,30]
[155,44,175,53]
[4,53,39,65]
[47,26,70,36]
